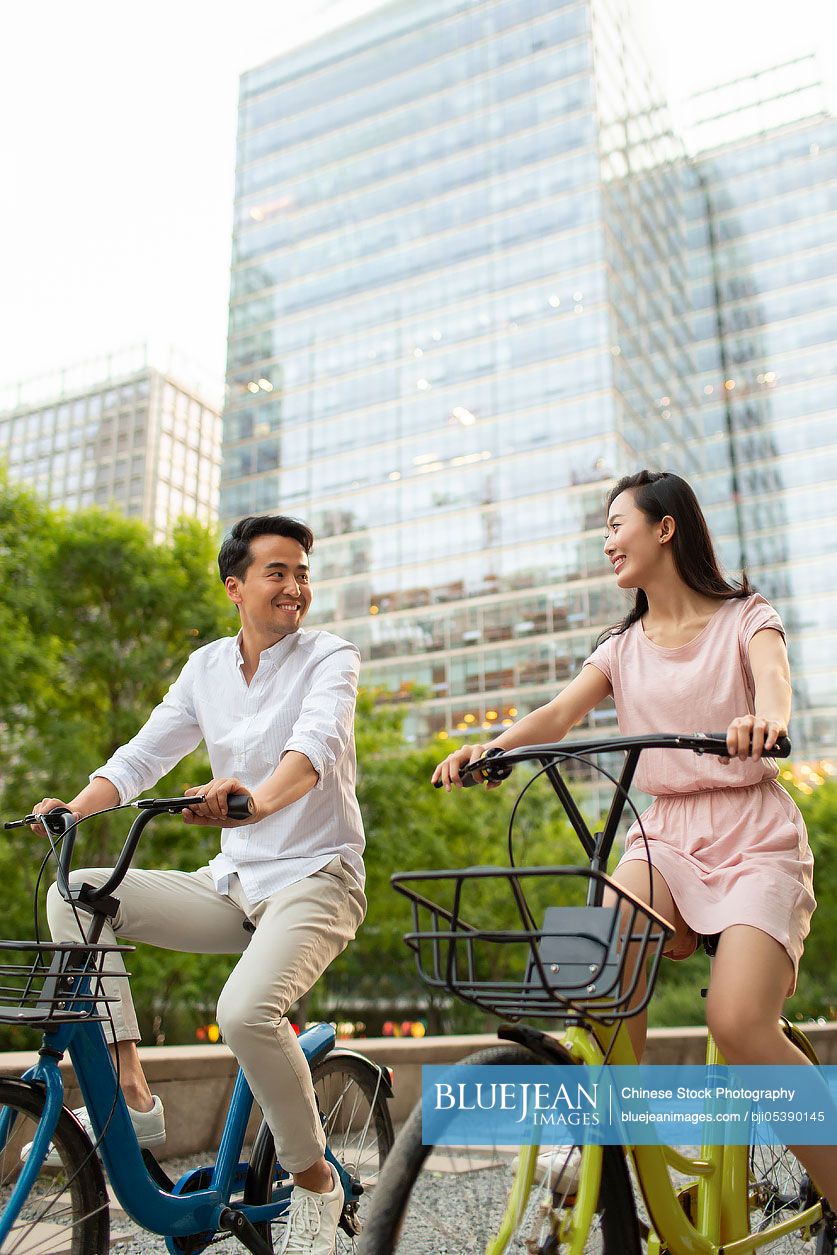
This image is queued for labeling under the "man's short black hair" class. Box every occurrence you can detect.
[218,515,314,583]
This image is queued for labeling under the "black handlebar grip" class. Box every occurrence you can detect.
[433,765,480,789]
[42,805,74,835]
[226,792,255,820]
[433,749,511,789]
[707,733,792,758]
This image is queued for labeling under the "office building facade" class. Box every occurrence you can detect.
[224,0,701,740]
[684,62,837,756]
[0,348,222,539]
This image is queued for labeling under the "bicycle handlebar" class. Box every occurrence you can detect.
[4,792,255,907]
[436,731,791,788]
[437,730,793,879]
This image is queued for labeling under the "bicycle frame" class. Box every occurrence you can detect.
[1,795,391,1252]
[554,1017,824,1255]
[1,1010,339,1247]
[0,797,346,1249]
[457,733,820,1255]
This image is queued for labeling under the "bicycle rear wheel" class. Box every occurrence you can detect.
[358,1043,640,1255]
[748,1021,834,1253]
[0,1076,109,1254]
[250,1052,394,1252]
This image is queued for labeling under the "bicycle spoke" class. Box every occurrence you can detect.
[345,1069,383,1180]
[6,1199,108,1254]
[262,1057,392,1254]
[0,1080,109,1254]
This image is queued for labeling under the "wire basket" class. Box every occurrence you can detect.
[392,866,673,1025]
[0,941,133,1027]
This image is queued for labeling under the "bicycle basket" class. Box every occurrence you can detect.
[0,941,133,1027]
[392,866,673,1025]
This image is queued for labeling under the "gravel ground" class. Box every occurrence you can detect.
[106,1142,818,1254]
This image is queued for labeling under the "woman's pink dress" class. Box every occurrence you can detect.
[583,594,815,995]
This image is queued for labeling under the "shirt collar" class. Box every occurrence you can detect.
[233,628,302,671]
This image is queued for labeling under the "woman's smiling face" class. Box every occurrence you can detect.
[603,488,672,588]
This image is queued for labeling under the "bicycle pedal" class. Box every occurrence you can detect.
[340,1201,363,1236]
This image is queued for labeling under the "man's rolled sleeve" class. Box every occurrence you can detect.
[89,765,138,807]
[282,645,359,791]
[89,655,203,803]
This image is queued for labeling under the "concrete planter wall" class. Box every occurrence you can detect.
[2,1022,835,1157]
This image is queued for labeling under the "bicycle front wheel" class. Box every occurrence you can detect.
[251,1052,394,1252]
[359,1043,640,1255]
[0,1076,109,1254]
[748,1021,834,1253]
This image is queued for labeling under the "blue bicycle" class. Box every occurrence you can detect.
[0,795,393,1254]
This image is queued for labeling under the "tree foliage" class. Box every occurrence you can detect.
[0,486,236,1047]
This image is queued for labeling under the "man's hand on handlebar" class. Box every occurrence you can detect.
[721,714,787,764]
[29,798,80,835]
[183,779,259,825]
[431,744,504,792]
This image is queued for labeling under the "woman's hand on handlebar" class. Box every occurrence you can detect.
[722,714,787,763]
[432,743,500,792]
[183,779,259,825]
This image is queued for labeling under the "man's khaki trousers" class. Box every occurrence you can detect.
[47,858,366,1172]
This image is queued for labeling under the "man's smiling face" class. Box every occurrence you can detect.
[226,533,312,639]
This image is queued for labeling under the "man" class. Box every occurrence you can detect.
[34,514,366,1255]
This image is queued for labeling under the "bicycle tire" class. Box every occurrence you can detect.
[248,1052,394,1252]
[0,1076,109,1254]
[748,1021,834,1253]
[358,1043,641,1255]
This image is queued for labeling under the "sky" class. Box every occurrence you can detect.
[1,0,835,397]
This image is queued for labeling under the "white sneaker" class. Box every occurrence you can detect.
[278,1164,343,1254]
[21,1095,166,1167]
[511,1146,581,1195]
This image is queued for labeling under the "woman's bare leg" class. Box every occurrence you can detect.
[604,862,684,1062]
[706,925,837,1206]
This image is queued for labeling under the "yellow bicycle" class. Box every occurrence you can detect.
[359,732,835,1255]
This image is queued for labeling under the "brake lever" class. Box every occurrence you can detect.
[4,807,73,832]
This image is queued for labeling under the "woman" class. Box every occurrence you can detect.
[433,469,835,1204]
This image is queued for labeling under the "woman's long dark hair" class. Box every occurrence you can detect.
[599,469,752,643]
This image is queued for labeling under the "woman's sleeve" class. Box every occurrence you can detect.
[582,634,614,684]
[738,594,786,651]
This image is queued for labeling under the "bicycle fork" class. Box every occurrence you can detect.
[0,1065,66,1247]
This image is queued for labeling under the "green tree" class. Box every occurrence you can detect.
[782,778,837,1024]
[0,473,57,768]
[0,496,237,1047]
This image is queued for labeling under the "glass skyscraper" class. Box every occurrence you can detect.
[223,0,700,741]
[684,60,837,757]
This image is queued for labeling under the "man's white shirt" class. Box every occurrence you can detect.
[92,629,365,903]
